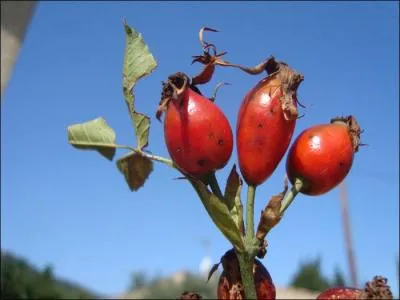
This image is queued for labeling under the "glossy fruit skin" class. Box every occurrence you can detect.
[236,76,297,186]
[164,87,233,177]
[286,122,355,196]
[316,288,361,299]
[217,250,276,300]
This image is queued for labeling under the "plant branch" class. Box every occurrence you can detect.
[236,251,257,299]
[238,184,258,300]
[279,177,303,216]
[245,185,257,245]
[116,144,175,168]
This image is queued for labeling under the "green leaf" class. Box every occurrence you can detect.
[68,117,117,161]
[117,151,153,191]
[132,112,150,150]
[224,165,241,210]
[224,165,244,232]
[122,20,157,93]
[122,19,157,150]
[231,179,244,234]
[191,180,245,251]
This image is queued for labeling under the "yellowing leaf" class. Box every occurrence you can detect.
[117,151,153,191]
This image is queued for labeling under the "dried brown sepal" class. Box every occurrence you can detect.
[209,82,231,102]
[190,27,230,86]
[330,115,363,152]
[198,27,219,50]
[191,50,228,86]
[359,276,393,299]
[207,261,221,282]
[256,239,268,259]
[216,56,304,121]
[256,177,288,241]
[215,55,278,75]
[179,291,203,300]
[156,72,190,121]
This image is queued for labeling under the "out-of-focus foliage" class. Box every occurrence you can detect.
[0,250,99,299]
[332,265,346,287]
[290,257,347,292]
[124,271,218,299]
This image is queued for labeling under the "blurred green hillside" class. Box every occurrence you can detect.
[1,250,348,299]
[1,250,100,299]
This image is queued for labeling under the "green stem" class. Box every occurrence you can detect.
[245,185,256,244]
[279,177,304,216]
[208,172,224,199]
[237,251,257,299]
[117,144,175,168]
[239,184,257,300]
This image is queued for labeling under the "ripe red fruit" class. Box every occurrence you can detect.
[217,249,276,300]
[316,276,393,299]
[157,72,233,177]
[236,61,303,186]
[286,115,362,195]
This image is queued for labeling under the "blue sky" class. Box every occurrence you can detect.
[1,1,399,297]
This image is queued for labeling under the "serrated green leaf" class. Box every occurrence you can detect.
[122,20,157,150]
[132,112,150,150]
[123,21,157,93]
[117,152,153,191]
[68,117,117,161]
[191,180,244,251]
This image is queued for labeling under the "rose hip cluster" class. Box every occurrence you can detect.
[67,22,393,300]
[155,28,390,300]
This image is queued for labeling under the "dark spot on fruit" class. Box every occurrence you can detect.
[255,138,264,146]
[218,139,224,145]
[197,159,206,166]
[269,108,275,115]
[339,161,345,167]
[257,123,263,128]
[309,135,314,140]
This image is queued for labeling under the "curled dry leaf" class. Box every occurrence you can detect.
[116,152,153,191]
[255,177,288,257]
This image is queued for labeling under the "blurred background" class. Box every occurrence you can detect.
[1,1,399,299]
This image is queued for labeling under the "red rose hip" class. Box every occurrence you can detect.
[286,115,362,195]
[217,249,276,300]
[157,72,233,177]
[236,60,303,186]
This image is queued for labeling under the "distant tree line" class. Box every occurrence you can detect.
[1,250,98,299]
[1,249,348,299]
[290,256,347,292]
[124,257,347,299]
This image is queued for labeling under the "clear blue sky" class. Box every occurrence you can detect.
[1,1,399,297]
